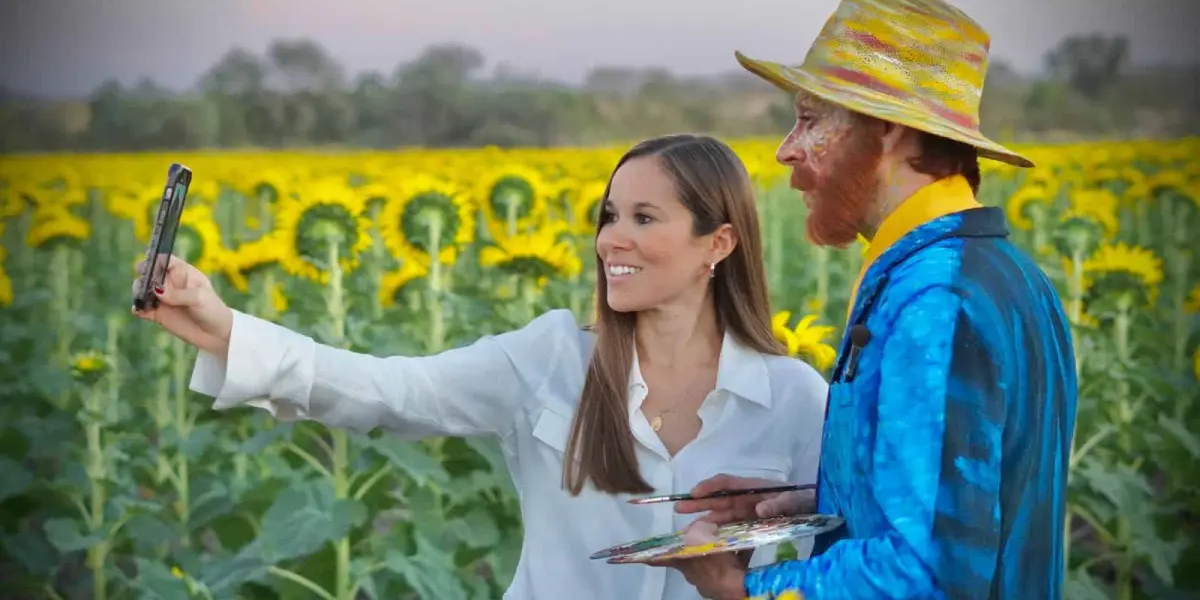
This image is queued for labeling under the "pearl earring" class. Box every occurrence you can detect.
[709,262,716,278]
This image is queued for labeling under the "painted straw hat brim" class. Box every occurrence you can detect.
[735,51,1034,169]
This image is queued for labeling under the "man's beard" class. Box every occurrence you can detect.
[797,124,883,248]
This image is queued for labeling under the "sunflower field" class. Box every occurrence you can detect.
[0,136,1197,600]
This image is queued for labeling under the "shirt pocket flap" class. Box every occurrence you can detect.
[532,406,572,454]
[713,455,792,480]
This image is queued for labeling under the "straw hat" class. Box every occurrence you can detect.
[735,0,1033,168]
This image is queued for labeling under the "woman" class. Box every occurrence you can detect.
[133,134,829,600]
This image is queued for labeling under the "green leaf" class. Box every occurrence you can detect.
[447,507,500,549]
[1157,414,1200,459]
[179,422,219,459]
[130,557,191,600]
[1129,518,1187,586]
[0,456,34,502]
[369,437,450,487]
[1064,569,1112,600]
[124,513,178,551]
[238,421,294,454]
[382,534,468,600]
[255,479,368,563]
[189,475,237,530]
[1,530,62,576]
[43,517,104,552]
[1076,459,1153,513]
[463,437,508,477]
[198,551,270,596]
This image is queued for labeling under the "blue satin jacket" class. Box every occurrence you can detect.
[745,207,1077,599]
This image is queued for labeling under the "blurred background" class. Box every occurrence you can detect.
[0,1,1198,600]
[0,0,1197,151]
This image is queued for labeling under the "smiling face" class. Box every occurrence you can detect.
[595,155,724,313]
[776,91,885,247]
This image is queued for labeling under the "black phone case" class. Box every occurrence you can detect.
[133,163,192,311]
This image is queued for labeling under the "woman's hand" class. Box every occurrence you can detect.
[131,255,234,359]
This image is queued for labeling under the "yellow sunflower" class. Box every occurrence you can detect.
[26,205,90,249]
[1185,283,1200,314]
[356,180,398,215]
[1081,242,1164,307]
[235,170,295,204]
[379,175,475,267]
[479,221,582,282]
[18,164,87,211]
[1060,188,1119,239]
[1052,188,1119,259]
[273,178,373,283]
[270,279,289,314]
[1005,181,1056,232]
[855,234,870,258]
[772,311,837,372]
[0,223,11,307]
[70,349,109,385]
[221,233,286,292]
[170,202,229,274]
[1145,169,1191,203]
[1,181,30,218]
[477,164,551,239]
[570,179,609,236]
[378,256,430,308]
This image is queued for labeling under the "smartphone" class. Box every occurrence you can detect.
[627,483,816,505]
[132,163,192,311]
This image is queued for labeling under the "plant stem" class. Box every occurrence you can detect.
[1168,211,1190,380]
[769,189,783,293]
[261,269,279,322]
[171,335,191,544]
[1030,204,1047,255]
[426,211,445,353]
[84,385,108,600]
[324,240,352,600]
[268,566,336,600]
[50,245,75,411]
[1135,200,1150,247]
[1113,296,1135,600]
[521,277,538,325]
[505,195,518,239]
[814,245,829,315]
[153,332,172,484]
[368,204,386,320]
[1062,245,1087,571]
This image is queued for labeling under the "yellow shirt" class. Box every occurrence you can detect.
[846,175,982,319]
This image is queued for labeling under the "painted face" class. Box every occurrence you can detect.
[776,92,883,247]
[595,156,715,313]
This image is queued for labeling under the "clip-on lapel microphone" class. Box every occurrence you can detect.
[843,324,873,382]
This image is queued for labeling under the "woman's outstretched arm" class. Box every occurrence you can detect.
[190,308,578,439]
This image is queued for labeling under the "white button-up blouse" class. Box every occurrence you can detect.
[190,308,829,600]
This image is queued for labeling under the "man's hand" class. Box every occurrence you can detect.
[646,521,751,600]
[674,474,816,525]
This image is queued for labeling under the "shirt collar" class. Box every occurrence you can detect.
[628,329,772,413]
[846,174,982,318]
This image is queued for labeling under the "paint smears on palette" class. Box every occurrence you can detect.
[589,514,844,564]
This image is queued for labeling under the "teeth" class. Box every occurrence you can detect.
[608,265,642,276]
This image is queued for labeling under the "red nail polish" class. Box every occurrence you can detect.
[154,286,165,295]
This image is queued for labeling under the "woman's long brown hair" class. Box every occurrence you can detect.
[561,134,786,496]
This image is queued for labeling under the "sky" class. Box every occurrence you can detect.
[0,0,1196,98]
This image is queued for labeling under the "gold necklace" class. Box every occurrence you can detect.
[648,401,690,432]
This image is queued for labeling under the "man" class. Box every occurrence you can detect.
[651,0,1078,598]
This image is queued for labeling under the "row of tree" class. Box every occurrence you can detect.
[0,34,1195,153]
